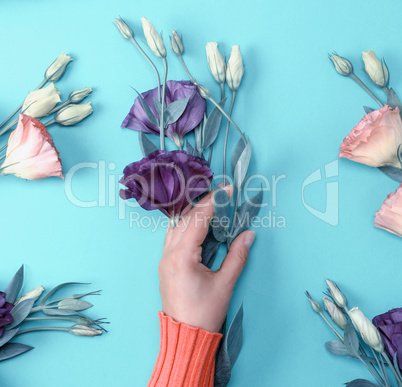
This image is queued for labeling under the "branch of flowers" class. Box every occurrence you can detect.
[23,317,109,332]
[207,83,225,167]
[0,78,48,129]
[159,58,168,151]
[223,91,236,186]
[350,73,384,107]
[358,355,388,387]
[382,352,402,386]
[130,37,161,100]
[377,350,391,387]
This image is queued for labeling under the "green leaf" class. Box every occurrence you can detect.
[203,98,227,150]
[43,308,85,317]
[343,321,360,357]
[345,379,379,387]
[325,340,349,356]
[7,299,35,329]
[378,165,402,182]
[201,231,221,269]
[0,328,19,348]
[131,87,158,126]
[363,106,374,114]
[231,137,247,176]
[387,88,401,109]
[58,299,93,311]
[0,343,34,361]
[164,96,190,126]
[211,186,230,242]
[40,283,89,306]
[4,266,24,304]
[233,139,251,190]
[153,97,162,116]
[139,130,158,157]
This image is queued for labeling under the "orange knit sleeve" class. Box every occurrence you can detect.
[148,312,223,387]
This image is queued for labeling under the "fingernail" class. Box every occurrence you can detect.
[243,231,256,249]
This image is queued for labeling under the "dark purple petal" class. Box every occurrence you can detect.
[120,150,212,219]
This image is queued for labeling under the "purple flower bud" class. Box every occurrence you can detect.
[0,292,14,338]
[121,80,206,144]
[119,150,213,222]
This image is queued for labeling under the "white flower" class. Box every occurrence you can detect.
[326,279,348,309]
[69,87,92,103]
[226,45,244,91]
[45,52,73,82]
[323,297,347,329]
[69,324,102,336]
[362,50,389,88]
[141,17,166,58]
[170,31,183,56]
[197,84,211,99]
[114,18,134,40]
[22,83,61,118]
[14,286,45,306]
[206,42,226,84]
[55,102,93,126]
[329,53,353,76]
[348,307,384,353]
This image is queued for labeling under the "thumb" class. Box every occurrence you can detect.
[218,230,255,287]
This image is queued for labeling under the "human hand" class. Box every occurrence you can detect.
[158,185,256,333]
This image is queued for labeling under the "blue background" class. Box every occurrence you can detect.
[1,0,402,386]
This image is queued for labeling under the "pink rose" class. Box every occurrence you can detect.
[339,105,402,167]
[374,184,402,237]
[0,114,64,180]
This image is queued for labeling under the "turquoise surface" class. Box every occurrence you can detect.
[1,0,402,386]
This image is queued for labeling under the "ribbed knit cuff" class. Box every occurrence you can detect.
[148,312,223,387]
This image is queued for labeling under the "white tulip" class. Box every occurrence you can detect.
[45,52,73,82]
[206,42,226,84]
[114,18,134,40]
[362,49,389,88]
[348,307,384,352]
[329,53,353,76]
[69,87,92,104]
[323,297,347,329]
[170,30,184,56]
[22,83,61,118]
[141,17,166,58]
[326,279,348,309]
[14,286,45,306]
[55,102,93,126]
[226,45,244,91]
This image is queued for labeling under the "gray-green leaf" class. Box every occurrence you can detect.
[325,340,349,356]
[387,88,401,110]
[139,130,158,157]
[343,321,360,357]
[132,87,158,126]
[203,98,227,150]
[233,139,251,190]
[211,186,230,242]
[154,97,162,116]
[7,299,35,329]
[345,379,379,387]
[40,283,89,306]
[0,343,33,361]
[58,299,93,311]
[164,96,190,127]
[5,265,24,304]
[201,231,221,269]
[378,165,402,182]
[363,106,374,114]
[231,136,247,175]
[0,328,19,348]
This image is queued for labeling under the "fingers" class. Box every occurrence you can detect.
[218,230,255,288]
[175,184,233,246]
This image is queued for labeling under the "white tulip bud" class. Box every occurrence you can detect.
[348,307,384,353]
[326,279,348,309]
[305,291,322,314]
[55,102,93,126]
[45,52,73,82]
[170,31,184,56]
[22,83,61,118]
[69,324,102,336]
[206,42,226,84]
[362,49,389,88]
[226,45,244,91]
[329,53,353,76]
[141,17,166,58]
[323,297,347,329]
[14,286,45,306]
[69,87,92,103]
[114,18,134,40]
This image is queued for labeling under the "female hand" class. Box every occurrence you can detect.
[158,185,256,333]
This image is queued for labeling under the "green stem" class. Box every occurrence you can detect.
[49,100,70,115]
[15,327,70,336]
[130,37,161,101]
[208,83,225,167]
[319,312,344,342]
[178,55,196,83]
[24,317,81,323]
[0,78,47,129]
[0,117,18,136]
[382,352,402,386]
[29,306,43,314]
[369,348,387,386]
[223,92,236,186]
[43,118,56,127]
[160,58,168,151]
[350,73,383,107]
[358,354,387,387]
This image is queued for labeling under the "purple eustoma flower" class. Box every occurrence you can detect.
[121,80,206,148]
[119,150,213,224]
[373,308,402,368]
[0,292,14,338]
